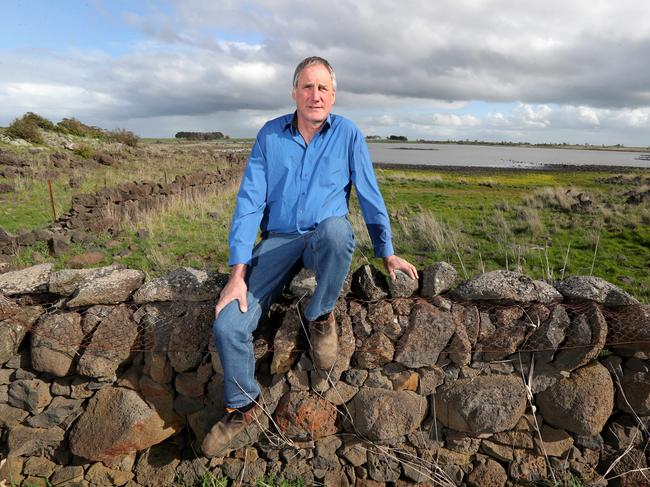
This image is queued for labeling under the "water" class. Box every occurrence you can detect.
[368,143,650,169]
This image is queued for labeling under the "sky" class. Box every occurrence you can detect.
[1,0,650,146]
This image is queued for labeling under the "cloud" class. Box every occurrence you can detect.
[1,0,649,143]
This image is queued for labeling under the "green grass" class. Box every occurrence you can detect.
[172,473,304,487]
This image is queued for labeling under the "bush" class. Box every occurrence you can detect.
[72,144,95,159]
[108,129,139,147]
[6,116,43,143]
[23,112,56,130]
[57,118,105,139]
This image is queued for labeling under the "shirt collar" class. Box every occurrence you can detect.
[283,112,333,135]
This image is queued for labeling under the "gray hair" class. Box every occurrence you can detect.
[292,56,337,91]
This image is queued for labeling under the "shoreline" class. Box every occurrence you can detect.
[373,162,650,173]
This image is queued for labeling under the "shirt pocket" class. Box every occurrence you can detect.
[318,156,348,188]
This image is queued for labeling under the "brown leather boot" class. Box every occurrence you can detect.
[310,312,338,370]
[201,400,261,458]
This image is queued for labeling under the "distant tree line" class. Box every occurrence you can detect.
[175,131,226,140]
[364,134,409,141]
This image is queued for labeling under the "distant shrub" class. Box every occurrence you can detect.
[175,131,225,140]
[107,129,139,147]
[57,118,105,139]
[22,112,56,131]
[6,116,43,144]
[388,135,408,141]
[72,144,95,159]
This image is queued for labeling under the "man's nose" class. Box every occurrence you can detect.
[309,86,320,99]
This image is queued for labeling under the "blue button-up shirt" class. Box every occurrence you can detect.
[228,112,394,265]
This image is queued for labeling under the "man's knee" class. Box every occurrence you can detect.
[213,300,249,342]
[316,216,355,252]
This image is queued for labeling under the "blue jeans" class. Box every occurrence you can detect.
[213,216,355,409]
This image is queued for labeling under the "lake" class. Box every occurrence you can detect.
[368,143,650,169]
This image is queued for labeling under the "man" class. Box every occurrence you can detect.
[202,56,417,457]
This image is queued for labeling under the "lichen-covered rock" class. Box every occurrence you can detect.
[271,308,302,374]
[274,391,338,440]
[132,267,227,303]
[49,264,123,296]
[349,388,427,441]
[556,275,639,306]
[288,267,317,298]
[394,302,454,368]
[134,442,180,487]
[26,396,85,429]
[31,312,84,377]
[8,378,52,414]
[553,303,607,371]
[77,304,138,380]
[0,296,43,364]
[421,261,457,297]
[388,269,418,298]
[536,362,614,436]
[525,305,570,363]
[466,458,507,487]
[66,267,144,307]
[69,387,182,461]
[166,301,212,373]
[352,264,388,301]
[618,367,650,415]
[367,446,401,482]
[0,263,52,295]
[356,332,394,369]
[6,424,65,456]
[455,270,561,303]
[436,375,527,433]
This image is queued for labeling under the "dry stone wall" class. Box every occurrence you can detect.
[0,263,649,486]
[0,161,243,257]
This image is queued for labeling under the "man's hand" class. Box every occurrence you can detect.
[215,264,249,317]
[383,254,419,282]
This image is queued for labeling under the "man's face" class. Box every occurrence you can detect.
[292,63,336,127]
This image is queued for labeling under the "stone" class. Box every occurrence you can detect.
[50,465,85,485]
[0,403,29,427]
[339,440,368,467]
[132,267,227,303]
[609,304,650,354]
[365,368,392,389]
[395,302,455,368]
[323,380,359,405]
[0,297,43,364]
[0,263,52,295]
[454,270,561,303]
[602,447,649,487]
[535,425,574,457]
[8,378,52,413]
[466,459,507,487]
[509,452,548,483]
[313,436,343,471]
[134,442,181,487]
[349,388,428,441]
[421,261,457,297]
[66,251,105,268]
[448,321,472,366]
[554,303,608,372]
[271,308,302,374]
[435,375,527,433]
[86,462,133,486]
[556,275,639,306]
[417,366,445,395]
[166,301,213,373]
[367,301,401,339]
[388,269,419,298]
[49,264,122,296]
[352,264,388,301]
[6,424,65,456]
[367,446,401,482]
[289,267,317,298]
[175,371,206,398]
[389,370,419,391]
[356,332,394,369]
[618,367,650,415]
[141,305,173,383]
[31,312,84,376]
[536,362,614,436]
[480,440,514,461]
[350,301,372,338]
[479,323,528,362]
[525,304,570,363]
[343,368,368,387]
[27,396,85,428]
[137,375,184,429]
[48,235,70,256]
[69,387,182,461]
[77,304,138,380]
[0,456,24,485]
[66,267,145,307]
[274,391,338,440]
[23,457,55,478]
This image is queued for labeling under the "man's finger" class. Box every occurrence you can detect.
[238,294,248,313]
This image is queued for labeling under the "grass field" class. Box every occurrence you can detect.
[1,129,648,301]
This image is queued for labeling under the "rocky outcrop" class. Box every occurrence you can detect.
[0,263,647,486]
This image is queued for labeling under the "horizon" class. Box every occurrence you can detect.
[1,1,650,146]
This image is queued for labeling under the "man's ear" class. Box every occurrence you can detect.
[291,87,297,102]
[331,89,336,105]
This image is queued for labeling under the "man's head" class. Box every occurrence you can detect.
[291,56,336,128]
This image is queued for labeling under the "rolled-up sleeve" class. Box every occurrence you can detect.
[228,136,267,265]
[350,130,394,258]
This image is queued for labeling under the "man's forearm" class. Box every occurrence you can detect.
[229,263,248,281]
